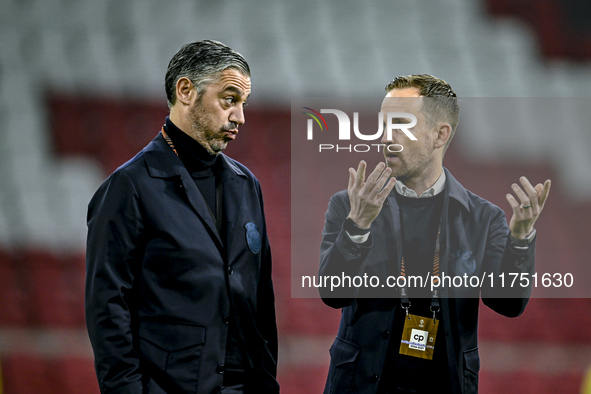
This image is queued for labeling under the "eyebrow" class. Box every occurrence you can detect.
[389,117,412,123]
[222,86,250,101]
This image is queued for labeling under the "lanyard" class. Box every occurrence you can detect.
[400,225,441,321]
[161,128,224,238]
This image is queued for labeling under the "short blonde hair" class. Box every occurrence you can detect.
[385,74,459,152]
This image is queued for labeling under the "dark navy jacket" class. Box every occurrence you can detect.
[319,168,535,394]
[86,133,278,394]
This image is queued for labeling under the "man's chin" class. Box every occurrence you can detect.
[385,161,401,173]
[386,165,407,181]
[209,140,228,154]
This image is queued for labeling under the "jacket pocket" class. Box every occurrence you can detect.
[463,346,480,394]
[450,249,481,297]
[327,337,360,394]
[138,320,206,393]
[451,249,477,276]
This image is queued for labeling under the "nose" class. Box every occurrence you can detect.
[230,106,245,126]
[381,128,393,144]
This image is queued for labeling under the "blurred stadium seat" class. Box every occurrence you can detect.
[1,354,98,394]
[486,0,591,60]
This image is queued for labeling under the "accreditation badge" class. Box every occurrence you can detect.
[399,314,439,360]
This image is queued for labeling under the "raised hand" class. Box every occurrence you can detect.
[505,176,551,239]
[347,161,397,229]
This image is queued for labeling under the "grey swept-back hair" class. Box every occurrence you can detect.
[165,40,250,108]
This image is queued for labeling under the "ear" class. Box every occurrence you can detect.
[433,122,452,149]
[175,77,196,106]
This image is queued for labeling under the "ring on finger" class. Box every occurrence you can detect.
[520,203,532,209]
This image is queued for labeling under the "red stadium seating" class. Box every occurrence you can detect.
[19,251,85,328]
[1,354,99,394]
[3,95,588,394]
[0,250,27,326]
[486,0,591,60]
[278,365,329,394]
[480,370,583,394]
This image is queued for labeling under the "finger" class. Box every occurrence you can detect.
[519,176,539,210]
[511,183,531,208]
[354,161,366,189]
[377,177,397,202]
[538,179,551,207]
[370,167,392,198]
[365,163,389,194]
[534,183,544,196]
[348,167,356,190]
[505,193,521,212]
[364,162,387,188]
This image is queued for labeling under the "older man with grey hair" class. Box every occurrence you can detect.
[86,40,278,394]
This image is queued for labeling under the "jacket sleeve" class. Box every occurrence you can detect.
[254,181,280,392]
[481,207,535,317]
[85,170,145,394]
[318,191,374,308]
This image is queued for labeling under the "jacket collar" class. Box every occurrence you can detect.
[143,133,247,179]
[388,167,470,213]
[143,132,247,253]
[443,167,470,212]
[395,169,446,198]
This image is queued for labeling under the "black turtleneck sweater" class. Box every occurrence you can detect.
[164,117,219,217]
[164,117,246,371]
